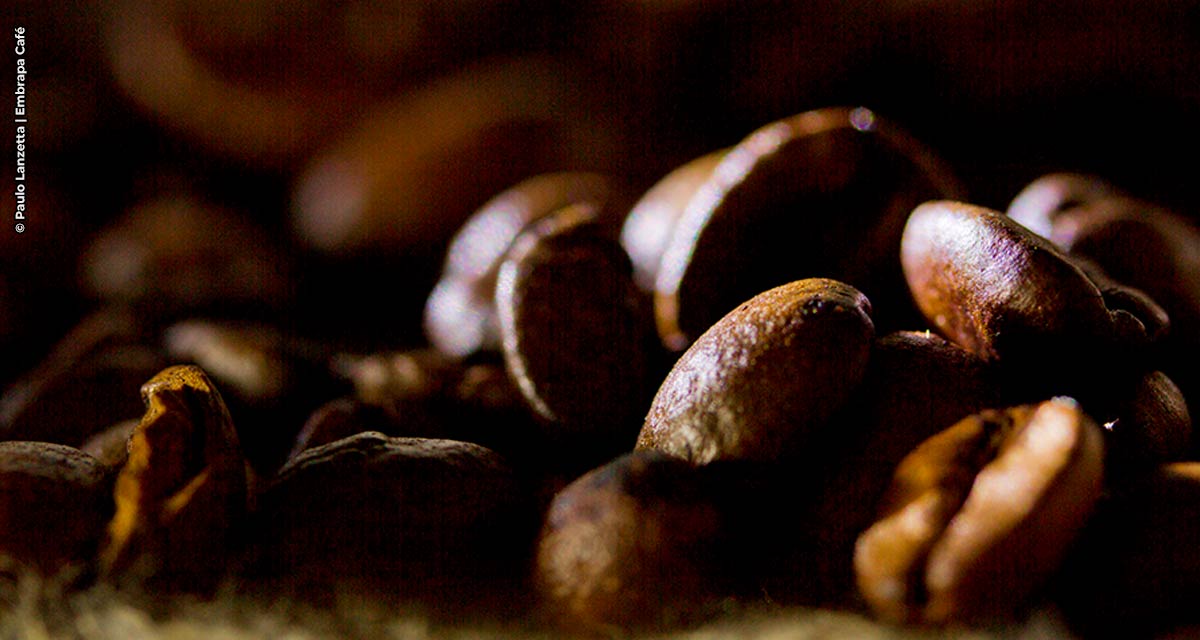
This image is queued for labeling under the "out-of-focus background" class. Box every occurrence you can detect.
[4,0,1200,393]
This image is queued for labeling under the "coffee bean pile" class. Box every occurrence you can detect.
[9,3,1200,639]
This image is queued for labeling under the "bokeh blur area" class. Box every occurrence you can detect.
[5,0,1200,389]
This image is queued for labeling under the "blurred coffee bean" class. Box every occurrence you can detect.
[1060,462,1200,636]
[1006,172,1122,240]
[164,319,345,472]
[249,433,532,607]
[901,201,1167,374]
[855,398,1104,624]
[106,1,352,167]
[621,149,726,293]
[497,204,658,467]
[425,172,616,359]
[0,442,112,576]
[1009,187,1200,426]
[1097,370,1192,479]
[174,0,571,104]
[80,419,138,471]
[81,195,292,319]
[100,365,248,592]
[638,278,873,464]
[323,351,538,462]
[291,57,621,257]
[654,106,961,351]
[0,308,167,446]
[534,451,730,632]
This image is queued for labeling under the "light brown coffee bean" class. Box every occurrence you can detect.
[424,172,615,359]
[901,201,1168,363]
[621,149,726,293]
[497,204,657,464]
[854,398,1104,624]
[535,451,728,631]
[100,365,248,591]
[250,432,530,604]
[637,278,873,464]
[0,442,111,575]
[654,106,961,351]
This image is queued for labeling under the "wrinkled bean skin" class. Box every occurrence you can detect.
[100,365,248,592]
[855,398,1104,624]
[534,451,729,632]
[637,278,873,464]
[654,106,962,351]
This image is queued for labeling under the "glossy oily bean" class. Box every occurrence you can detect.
[498,204,657,463]
[654,106,961,351]
[637,278,873,464]
[854,398,1104,624]
[291,58,619,257]
[621,149,726,292]
[0,442,111,575]
[100,365,248,592]
[1098,370,1192,477]
[424,172,614,359]
[535,451,728,631]
[250,433,530,603]
[901,201,1168,364]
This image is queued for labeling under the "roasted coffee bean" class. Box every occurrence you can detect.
[291,58,620,257]
[100,365,248,592]
[653,106,961,351]
[1096,370,1192,478]
[81,195,291,317]
[0,442,112,575]
[249,433,531,606]
[164,319,343,471]
[753,330,1001,604]
[79,419,138,471]
[901,201,1168,367]
[106,1,349,165]
[1010,187,1200,430]
[854,398,1104,624]
[497,204,658,465]
[621,149,726,293]
[535,451,729,631]
[0,307,158,445]
[637,278,873,464]
[425,172,616,359]
[1059,462,1200,636]
[1006,172,1122,240]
